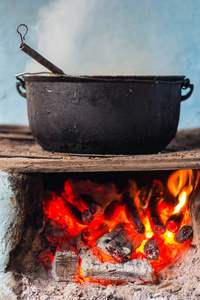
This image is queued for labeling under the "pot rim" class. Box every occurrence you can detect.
[16,72,186,83]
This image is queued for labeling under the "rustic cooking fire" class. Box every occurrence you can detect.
[0,127,200,299]
[34,169,197,284]
[0,24,199,299]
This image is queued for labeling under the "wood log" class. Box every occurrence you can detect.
[124,222,145,249]
[103,200,122,221]
[51,250,78,281]
[147,180,166,235]
[80,194,103,215]
[80,219,107,246]
[81,209,94,224]
[175,225,193,243]
[144,236,164,260]
[79,248,154,283]
[166,211,184,233]
[62,198,93,225]
[96,223,133,262]
[44,191,94,225]
[123,187,145,234]
[62,179,83,209]
[64,179,120,207]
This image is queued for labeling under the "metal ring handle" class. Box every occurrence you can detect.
[181,78,194,102]
[17,24,28,46]
[16,76,26,98]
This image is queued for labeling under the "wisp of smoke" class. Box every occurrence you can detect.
[25,0,196,76]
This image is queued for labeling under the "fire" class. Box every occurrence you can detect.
[174,191,187,214]
[144,216,154,239]
[167,169,194,198]
[39,170,197,283]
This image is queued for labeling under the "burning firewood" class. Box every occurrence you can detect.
[81,229,89,245]
[51,250,78,281]
[79,248,154,283]
[81,209,94,224]
[166,211,184,233]
[79,194,103,215]
[144,236,164,260]
[64,179,120,207]
[43,191,93,225]
[80,218,107,246]
[123,186,145,234]
[62,179,82,208]
[147,180,166,235]
[103,200,122,221]
[63,198,93,225]
[96,223,133,262]
[43,219,69,247]
[175,225,193,243]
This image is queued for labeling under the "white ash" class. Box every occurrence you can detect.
[96,223,133,262]
[80,248,154,283]
[18,277,187,300]
[18,245,200,300]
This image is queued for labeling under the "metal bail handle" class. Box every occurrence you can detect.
[181,78,194,102]
[16,24,66,75]
[16,75,26,98]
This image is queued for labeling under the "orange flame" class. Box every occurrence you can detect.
[40,170,196,283]
[167,169,194,198]
[174,191,187,214]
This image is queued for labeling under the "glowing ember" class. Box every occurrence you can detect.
[39,170,196,283]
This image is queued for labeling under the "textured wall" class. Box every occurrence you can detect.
[0,0,200,129]
[0,170,44,298]
[0,171,26,272]
[0,0,50,125]
[0,170,25,298]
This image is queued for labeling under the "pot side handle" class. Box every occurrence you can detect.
[16,75,26,98]
[181,78,194,101]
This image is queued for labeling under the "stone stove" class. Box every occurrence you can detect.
[0,125,200,300]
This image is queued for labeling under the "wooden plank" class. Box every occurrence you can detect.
[0,133,34,140]
[0,125,33,140]
[0,151,199,173]
[0,126,199,172]
[0,125,32,134]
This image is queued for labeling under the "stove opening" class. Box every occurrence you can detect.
[33,170,198,284]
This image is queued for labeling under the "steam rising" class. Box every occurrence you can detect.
[25,0,186,75]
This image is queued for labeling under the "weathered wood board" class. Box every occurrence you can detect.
[0,125,200,172]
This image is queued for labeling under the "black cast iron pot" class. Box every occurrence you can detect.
[16,73,193,155]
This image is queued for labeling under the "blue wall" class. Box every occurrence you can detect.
[0,0,200,129]
[0,0,50,125]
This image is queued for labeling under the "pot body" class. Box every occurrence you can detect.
[17,74,193,154]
